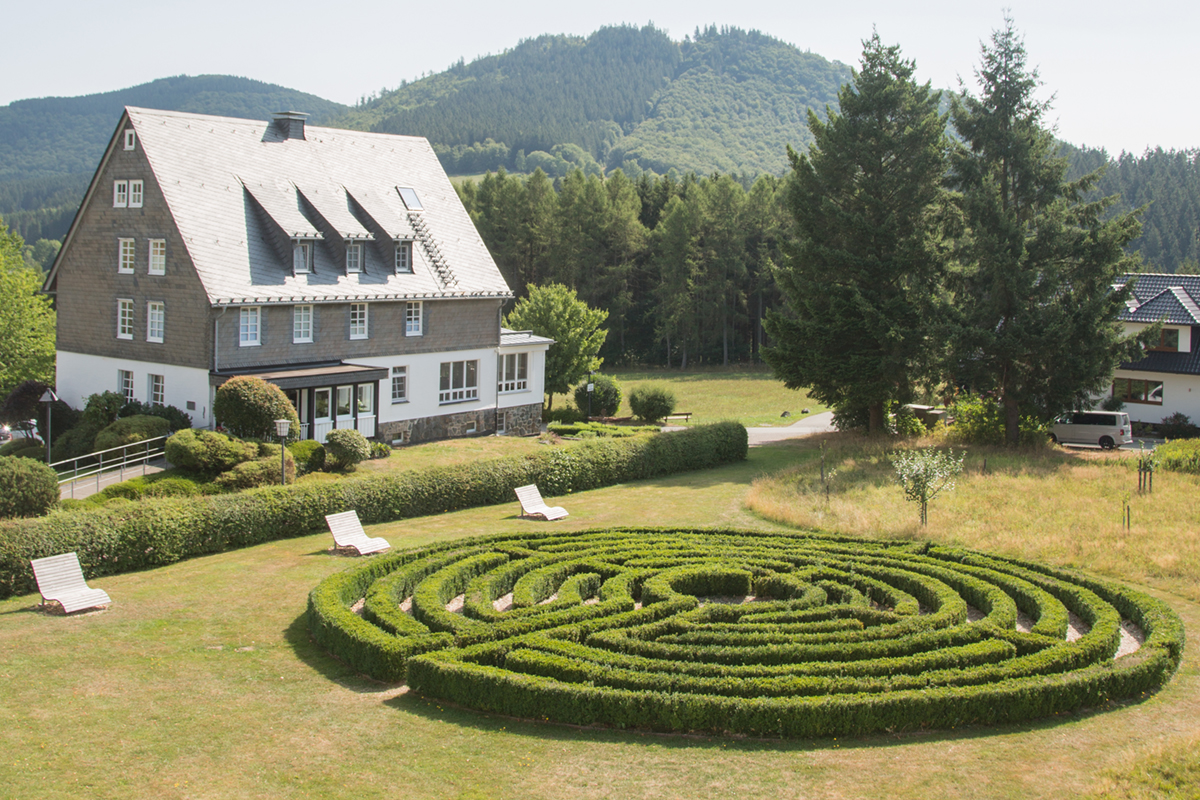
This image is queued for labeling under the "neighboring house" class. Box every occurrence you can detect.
[1111,273,1200,424]
[42,107,550,443]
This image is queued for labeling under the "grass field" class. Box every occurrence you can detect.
[2,433,1198,799]
[551,364,827,427]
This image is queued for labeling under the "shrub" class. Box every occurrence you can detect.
[573,374,621,417]
[629,385,677,423]
[370,441,392,459]
[1155,439,1200,474]
[1158,412,1200,440]
[119,400,193,432]
[950,394,1047,446]
[0,457,59,518]
[0,422,748,598]
[323,429,371,471]
[544,407,585,425]
[214,451,296,490]
[92,475,202,503]
[165,429,257,475]
[891,405,926,437]
[52,425,102,460]
[93,415,171,452]
[212,376,300,441]
[0,380,47,428]
[288,440,326,474]
[0,439,41,458]
[547,421,658,437]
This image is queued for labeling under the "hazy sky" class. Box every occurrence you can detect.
[4,0,1194,155]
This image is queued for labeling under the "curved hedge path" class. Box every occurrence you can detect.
[308,528,1184,737]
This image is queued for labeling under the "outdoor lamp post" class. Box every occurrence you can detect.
[39,388,58,464]
[274,418,291,485]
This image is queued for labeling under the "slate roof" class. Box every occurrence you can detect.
[1112,274,1200,325]
[50,107,512,305]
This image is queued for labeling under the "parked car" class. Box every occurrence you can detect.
[1050,411,1132,449]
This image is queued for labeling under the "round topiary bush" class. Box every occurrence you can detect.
[323,429,371,471]
[213,376,300,441]
[308,527,1184,738]
[165,429,257,475]
[288,439,326,473]
[628,385,677,423]
[93,414,172,452]
[0,457,60,518]
[573,374,621,418]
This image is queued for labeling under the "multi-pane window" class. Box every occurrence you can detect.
[149,374,165,406]
[405,301,422,336]
[118,369,134,402]
[124,130,136,150]
[498,352,529,392]
[118,238,135,273]
[149,239,166,275]
[239,307,260,346]
[146,302,164,343]
[1113,378,1164,405]
[293,241,312,274]
[117,298,134,339]
[129,180,143,208]
[346,243,362,273]
[439,360,478,403]
[1148,329,1180,352]
[391,366,408,403]
[113,180,128,208]
[350,303,368,339]
[293,305,312,343]
[395,241,413,273]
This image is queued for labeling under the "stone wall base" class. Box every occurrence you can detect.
[378,403,541,444]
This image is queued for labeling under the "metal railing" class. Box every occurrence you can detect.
[53,434,170,499]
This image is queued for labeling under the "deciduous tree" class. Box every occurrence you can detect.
[503,283,608,409]
[0,217,55,398]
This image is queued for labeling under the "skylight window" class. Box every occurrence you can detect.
[397,187,423,211]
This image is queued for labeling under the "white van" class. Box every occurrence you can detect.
[1050,411,1132,450]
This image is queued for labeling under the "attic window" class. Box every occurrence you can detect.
[397,187,423,211]
[124,130,136,150]
[346,242,363,274]
[293,240,313,274]
[1148,328,1180,352]
[395,241,413,273]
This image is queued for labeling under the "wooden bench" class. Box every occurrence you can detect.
[325,511,391,555]
[663,412,693,423]
[30,553,111,613]
[515,484,568,521]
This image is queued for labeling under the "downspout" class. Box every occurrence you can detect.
[212,307,229,430]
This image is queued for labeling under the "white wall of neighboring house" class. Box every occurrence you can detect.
[498,348,546,410]
[1110,368,1200,424]
[56,350,213,427]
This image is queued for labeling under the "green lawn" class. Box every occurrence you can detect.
[551,364,827,427]
[2,437,1198,799]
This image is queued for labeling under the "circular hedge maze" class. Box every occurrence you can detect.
[307,528,1184,737]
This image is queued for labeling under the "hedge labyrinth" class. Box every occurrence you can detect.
[308,528,1185,738]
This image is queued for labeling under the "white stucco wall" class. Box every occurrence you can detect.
[1122,322,1192,352]
[56,350,213,427]
[1110,368,1200,424]
[497,348,547,410]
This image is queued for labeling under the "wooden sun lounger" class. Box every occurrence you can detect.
[325,511,391,555]
[515,484,569,521]
[30,552,111,613]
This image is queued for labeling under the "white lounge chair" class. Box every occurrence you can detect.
[325,511,391,555]
[515,484,569,521]
[30,552,111,613]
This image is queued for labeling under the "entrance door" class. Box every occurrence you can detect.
[286,389,310,440]
[313,388,333,443]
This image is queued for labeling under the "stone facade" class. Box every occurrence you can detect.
[500,402,542,436]
[379,402,541,444]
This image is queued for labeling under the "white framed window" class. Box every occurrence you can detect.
[146,302,164,343]
[395,241,413,273]
[117,298,134,340]
[239,306,260,346]
[439,359,478,404]
[118,369,134,402]
[129,180,143,208]
[498,352,529,393]
[336,386,353,417]
[405,301,422,336]
[357,384,373,414]
[149,239,166,275]
[113,180,128,208]
[293,241,313,274]
[124,130,136,150]
[346,242,362,273]
[149,374,164,406]
[350,303,368,339]
[293,305,312,343]
[118,238,135,273]
[391,366,408,403]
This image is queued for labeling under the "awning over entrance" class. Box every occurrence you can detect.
[209,362,389,390]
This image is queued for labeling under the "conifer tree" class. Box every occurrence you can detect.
[764,34,949,432]
[948,16,1145,444]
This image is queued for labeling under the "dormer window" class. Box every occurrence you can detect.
[395,241,413,273]
[346,242,362,274]
[293,240,313,274]
[124,130,136,150]
[397,187,423,211]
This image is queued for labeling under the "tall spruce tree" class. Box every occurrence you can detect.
[949,16,1145,444]
[763,34,948,432]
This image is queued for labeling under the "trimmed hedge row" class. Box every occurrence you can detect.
[0,422,748,598]
[306,527,1185,737]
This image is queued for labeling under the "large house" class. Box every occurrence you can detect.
[1111,273,1200,424]
[42,107,550,443]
